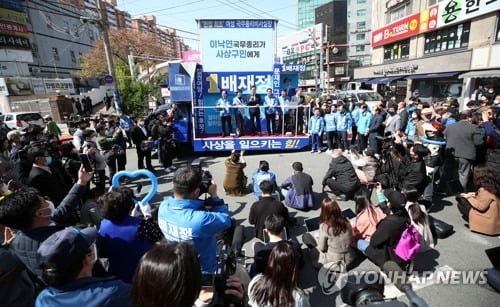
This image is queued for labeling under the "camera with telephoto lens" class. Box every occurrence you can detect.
[112,144,122,155]
[191,158,213,194]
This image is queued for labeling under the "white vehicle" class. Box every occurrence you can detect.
[337,90,383,109]
[0,112,45,129]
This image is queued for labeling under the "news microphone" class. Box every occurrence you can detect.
[383,261,428,307]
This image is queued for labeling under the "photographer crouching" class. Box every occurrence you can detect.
[157,167,248,306]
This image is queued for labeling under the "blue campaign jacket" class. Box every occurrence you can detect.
[216,98,232,117]
[335,111,352,131]
[157,197,231,273]
[252,170,277,199]
[35,276,132,307]
[351,107,361,127]
[308,115,324,134]
[324,113,336,132]
[264,95,280,115]
[357,110,373,135]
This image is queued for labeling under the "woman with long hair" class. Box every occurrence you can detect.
[223,150,247,196]
[302,198,355,269]
[352,191,386,241]
[403,188,434,252]
[248,241,309,307]
[456,166,500,235]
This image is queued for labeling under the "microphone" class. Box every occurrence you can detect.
[383,261,428,307]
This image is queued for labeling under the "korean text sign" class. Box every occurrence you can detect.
[199,19,276,72]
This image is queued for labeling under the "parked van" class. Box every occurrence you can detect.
[337,90,383,109]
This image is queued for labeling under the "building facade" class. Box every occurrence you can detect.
[354,0,500,104]
[298,0,331,29]
[347,0,372,66]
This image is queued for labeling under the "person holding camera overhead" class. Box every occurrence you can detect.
[96,124,123,182]
[223,150,247,196]
[157,167,232,273]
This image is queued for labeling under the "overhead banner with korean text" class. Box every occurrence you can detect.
[198,19,276,72]
[193,137,310,151]
[437,0,500,28]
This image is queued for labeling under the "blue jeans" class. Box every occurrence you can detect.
[357,239,370,255]
[311,133,320,150]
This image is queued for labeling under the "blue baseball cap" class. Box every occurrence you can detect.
[37,227,98,268]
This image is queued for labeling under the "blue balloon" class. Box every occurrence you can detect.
[112,170,158,206]
[420,137,446,146]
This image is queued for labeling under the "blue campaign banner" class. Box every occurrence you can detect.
[281,64,307,73]
[169,63,192,102]
[0,0,24,12]
[272,64,280,96]
[192,64,205,134]
[193,137,310,152]
[199,19,276,29]
[203,72,273,95]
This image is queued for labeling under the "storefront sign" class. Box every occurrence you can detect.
[194,137,310,151]
[43,78,75,94]
[437,0,500,28]
[0,33,30,49]
[0,0,24,13]
[31,78,45,95]
[372,5,439,47]
[181,50,201,63]
[281,64,307,72]
[0,8,28,25]
[278,23,323,59]
[373,64,419,75]
[0,20,28,37]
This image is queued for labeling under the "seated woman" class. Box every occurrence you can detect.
[350,146,379,184]
[223,150,247,196]
[398,144,429,194]
[456,166,500,236]
[99,187,164,283]
[302,198,356,269]
[357,190,410,269]
[252,160,277,200]
[403,188,434,252]
[132,242,244,307]
[352,191,386,242]
[248,241,310,307]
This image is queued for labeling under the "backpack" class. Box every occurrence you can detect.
[394,224,421,261]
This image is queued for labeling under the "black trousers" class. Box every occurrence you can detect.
[351,126,358,145]
[220,116,232,135]
[337,131,349,151]
[326,131,337,150]
[249,112,261,134]
[358,134,368,152]
[136,148,153,170]
[106,153,126,180]
[368,132,381,153]
[326,178,359,198]
[456,196,471,222]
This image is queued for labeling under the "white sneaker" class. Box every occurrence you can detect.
[326,149,332,154]
[317,150,321,153]
[310,150,315,153]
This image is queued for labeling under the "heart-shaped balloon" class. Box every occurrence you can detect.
[111,170,158,206]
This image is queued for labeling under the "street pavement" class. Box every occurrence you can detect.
[122,147,499,306]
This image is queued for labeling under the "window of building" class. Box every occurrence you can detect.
[356,45,365,52]
[357,0,366,3]
[356,33,366,40]
[386,3,411,24]
[52,47,60,61]
[357,9,367,16]
[32,43,38,58]
[383,39,410,61]
[424,22,471,54]
[70,50,76,63]
[496,14,500,42]
[357,21,366,29]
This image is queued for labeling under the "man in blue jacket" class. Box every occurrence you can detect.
[335,103,352,152]
[158,167,232,273]
[356,104,372,152]
[216,90,233,137]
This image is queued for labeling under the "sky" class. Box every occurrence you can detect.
[118,0,298,49]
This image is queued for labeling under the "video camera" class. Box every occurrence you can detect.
[191,158,213,194]
[202,226,245,307]
[340,261,427,307]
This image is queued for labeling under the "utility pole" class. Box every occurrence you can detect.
[96,0,115,82]
[319,24,325,96]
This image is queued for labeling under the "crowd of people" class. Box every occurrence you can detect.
[0,86,499,306]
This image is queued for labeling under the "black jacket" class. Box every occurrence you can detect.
[444,120,483,160]
[399,160,428,193]
[10,184,87,279]
[28,166,71,206]
[369,113,385,135]
[130,125,150,146]
[249,196,291,241]
[365,215,409,268]
[399,109,409,133]
[322,155,360,187]
[247,94,262,115]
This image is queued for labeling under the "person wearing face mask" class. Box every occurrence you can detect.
[0,167,93,283]
[36,226,132,306]
[82,129,106,192]
[27,145,71,206]
[384,104,401,136]
[130,117,154,172]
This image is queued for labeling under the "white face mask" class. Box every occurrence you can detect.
[91,136,97,143]
[90,243,98,263]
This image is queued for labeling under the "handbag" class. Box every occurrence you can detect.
[394,224,421,261]
[428,215,454,239]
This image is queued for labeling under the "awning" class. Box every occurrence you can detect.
[406,71,461,79]
[366,76,406,84]
[355,78,372,83]
[459,70,500,79]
